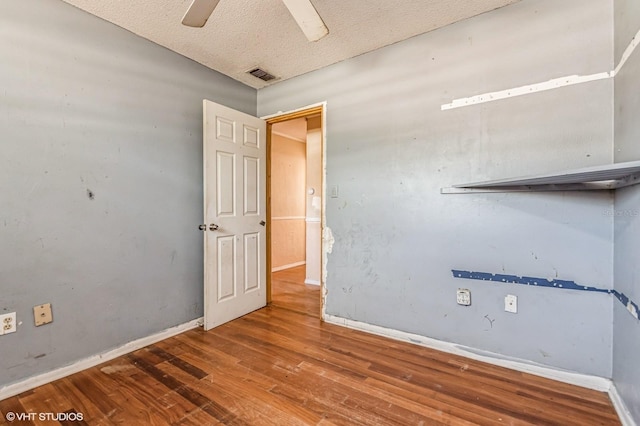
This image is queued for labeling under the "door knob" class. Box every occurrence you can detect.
[198,224,206,231]
[259,220,266,226]
[209,223,219,231]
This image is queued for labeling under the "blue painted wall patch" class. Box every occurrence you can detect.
[452,269,639,321]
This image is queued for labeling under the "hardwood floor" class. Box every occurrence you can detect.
[270,266,321,318]
[0,266,620,425]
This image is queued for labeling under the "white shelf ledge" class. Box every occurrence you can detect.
[442,160,640,194]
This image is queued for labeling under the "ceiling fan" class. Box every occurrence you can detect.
[181,0,329,42]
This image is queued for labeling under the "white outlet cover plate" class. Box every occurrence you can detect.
[505,294,518,313]
[0,312,17,335]
[456,289,471,306]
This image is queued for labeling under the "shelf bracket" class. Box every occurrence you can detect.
[441,182,615,194]
[441,160,640,194]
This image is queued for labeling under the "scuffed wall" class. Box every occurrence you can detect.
[259,0,614,376]
[612,0,640,421]
[0,0,255,387]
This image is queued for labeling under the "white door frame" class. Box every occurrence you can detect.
[262,101,328,320]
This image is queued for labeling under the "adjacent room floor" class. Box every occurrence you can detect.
[0,266,620,425]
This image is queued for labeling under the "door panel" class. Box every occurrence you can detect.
[216,117,236,142]
[217,235,236,301]
[243,125,260,148]
[243,156,259,215]
[204,100,266,330]
[216,152,235,217]
[244,232,260,292]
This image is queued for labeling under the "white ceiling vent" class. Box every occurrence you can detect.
[247,68,276,82]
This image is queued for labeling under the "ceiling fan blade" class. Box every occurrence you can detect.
[182,0,220,28]
[281,0,329,42]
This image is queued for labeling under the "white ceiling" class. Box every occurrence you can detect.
[61,0,520,89]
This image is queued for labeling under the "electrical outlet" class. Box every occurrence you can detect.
[456,289,471,306]
[0,312,17,335]
[34,303,53,326]
[505,294,518,313]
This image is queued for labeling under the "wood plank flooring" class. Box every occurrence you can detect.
[0,266,620,425]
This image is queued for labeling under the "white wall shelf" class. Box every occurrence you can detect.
[441,160,640,194]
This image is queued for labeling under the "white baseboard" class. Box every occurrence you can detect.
[272,261,306,272]
[609,383,638,426]
[323,314,611,392]
[0,317,203,401]
[304,279,321,286]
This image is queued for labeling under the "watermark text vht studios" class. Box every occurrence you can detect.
[5,411,84,422]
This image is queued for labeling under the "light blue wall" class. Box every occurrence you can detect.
[613,0,640,422]
[2,0,629,395]
[0,0,255,387]
[259,0,614,377]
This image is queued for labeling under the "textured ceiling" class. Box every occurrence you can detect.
[60,0,520,89]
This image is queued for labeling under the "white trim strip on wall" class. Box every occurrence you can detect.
[272,261,306,272]
[441,26,640,111]
[271,216,306,221]
[614,27,640,76]
[441,72,611,110]
[305,217,321,223]
[0,317,203,401]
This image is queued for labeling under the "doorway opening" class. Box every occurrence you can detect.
[265,104,325,318]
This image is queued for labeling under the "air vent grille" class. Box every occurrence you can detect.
[247,68,276,82]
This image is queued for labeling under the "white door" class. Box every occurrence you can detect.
[203,100,266,330]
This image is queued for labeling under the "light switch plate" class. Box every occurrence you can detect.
[34,303,53,326]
